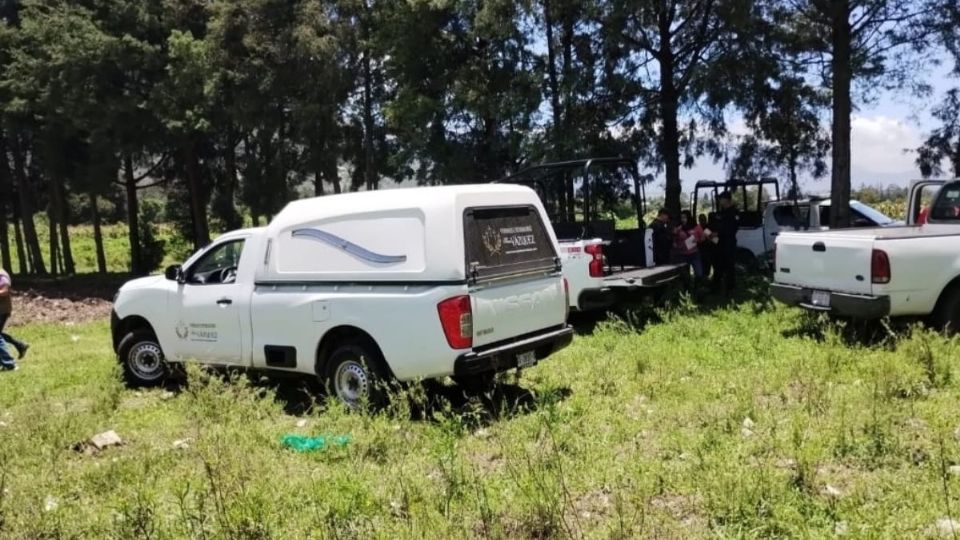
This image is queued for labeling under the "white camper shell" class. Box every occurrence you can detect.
[111,185,574,408]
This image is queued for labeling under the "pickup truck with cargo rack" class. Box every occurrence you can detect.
[111,184,574,408]
[499,158,684,311]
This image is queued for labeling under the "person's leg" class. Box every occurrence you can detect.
[0,313,26,357]
[0,315,15,370]
[691,252,704,279]
[723,248,737,295]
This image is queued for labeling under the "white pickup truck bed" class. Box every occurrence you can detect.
[772,223,960,320]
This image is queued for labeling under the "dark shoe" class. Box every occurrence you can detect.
[17,343,28,359]
[1,365,16,371]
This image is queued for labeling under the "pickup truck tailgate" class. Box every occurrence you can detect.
[774,231,876,295]
[471,276,566,347]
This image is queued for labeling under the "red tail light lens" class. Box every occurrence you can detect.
[871,249,891,284]
[438,295,473,349]
[584,243,604,277]
[563,278,570,321]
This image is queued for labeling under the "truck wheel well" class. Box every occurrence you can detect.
[113,315,156,352]
[934,277,960,313]
[315,326,392,378]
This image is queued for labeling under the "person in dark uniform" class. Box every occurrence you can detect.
[711,192,740,295]
[697,213,714,279]
[651,208,673,266]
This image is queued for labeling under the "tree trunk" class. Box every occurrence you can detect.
[543,0,566,219]
[47,208,60,275]
[124,155,143,274]
[222,135,242,229]
[0,199,10,272]
[362,49,376,191]
[561,11,575,221]
[951,139,960,178]
[313,150,326,197]
[0,140,10,271]
[91,192,107,273]
[829,2,852,229]
[13,212,26,275]
[52,179,75,274]
[659,9,682,219]
[183,140,210,249]
[11,135,45,275]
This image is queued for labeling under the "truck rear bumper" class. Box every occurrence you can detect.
[454,325,574,377]
[771,283,891,319]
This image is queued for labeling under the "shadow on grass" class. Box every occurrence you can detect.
[241,372,571,428]
[571,272,776,335]
[780,312,923,349]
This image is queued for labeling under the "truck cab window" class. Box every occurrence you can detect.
[772,205,809,229]
[931,184,960,222]
[186,240,245,285]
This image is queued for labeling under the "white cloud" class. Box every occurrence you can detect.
[850,114,922,175]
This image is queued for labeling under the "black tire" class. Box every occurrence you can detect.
[321,337,392,410]
[118,330,169,387]
[932,286,960,333]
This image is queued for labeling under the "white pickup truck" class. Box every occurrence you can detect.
[772,179,960,329]
[500,158,683,311]
[738,198,900,267]
[111,185,573,407]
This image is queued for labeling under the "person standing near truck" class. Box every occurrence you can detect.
[712,192,740,295]
[651,208,673,266]
[674,210,704,279]
[0,268,29,371]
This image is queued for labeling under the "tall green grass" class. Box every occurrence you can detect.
[2,300,960,537]
[3,221,195,275]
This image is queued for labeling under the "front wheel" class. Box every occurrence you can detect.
[322,338,392,411]
[118,330,169,387]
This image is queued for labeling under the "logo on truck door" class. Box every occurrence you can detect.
[292,228,407,264]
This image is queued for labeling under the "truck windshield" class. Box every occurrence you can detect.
[850,201,895,226]
[930,183,960,222]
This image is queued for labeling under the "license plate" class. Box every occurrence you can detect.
[810,290,831,307]
[517,351,536,368]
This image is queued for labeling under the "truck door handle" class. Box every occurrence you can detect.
[812,242,826,252]
[216,298,233,306]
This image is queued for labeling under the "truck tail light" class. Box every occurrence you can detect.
[584,243,604,278]
[563,278,570,321]
[438,295,473,349]
[871,249,891,284]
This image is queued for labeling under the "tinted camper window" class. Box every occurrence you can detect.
[464,206,558,281]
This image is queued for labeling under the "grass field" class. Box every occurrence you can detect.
[2,285,960,538]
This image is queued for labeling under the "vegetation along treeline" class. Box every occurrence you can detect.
[0,0,959,277]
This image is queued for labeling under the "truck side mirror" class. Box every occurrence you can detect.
[165,264,183,282]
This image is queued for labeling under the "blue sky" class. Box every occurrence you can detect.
[653,54,958,198]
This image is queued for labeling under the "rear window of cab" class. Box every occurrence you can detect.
[463,206,559,282]
[930,183,960,222]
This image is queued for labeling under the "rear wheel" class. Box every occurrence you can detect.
[118,330,168,387]
[932,286,960,333]
[322,338,392,410]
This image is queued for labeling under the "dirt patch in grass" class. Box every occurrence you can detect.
[5,273,130,326]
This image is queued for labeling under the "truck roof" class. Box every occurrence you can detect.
[269,184,536,232]
[259,183,554,283]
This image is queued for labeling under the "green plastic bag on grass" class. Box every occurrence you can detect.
[280,434,351,453]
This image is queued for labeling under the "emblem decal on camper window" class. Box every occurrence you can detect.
[291,228,407,264]
[482,226,502,256]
